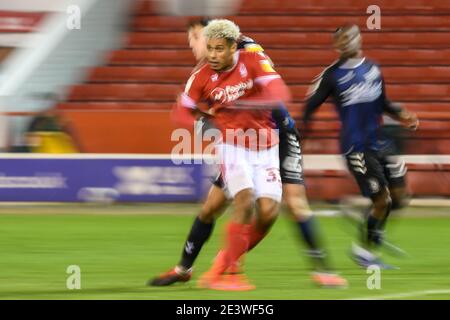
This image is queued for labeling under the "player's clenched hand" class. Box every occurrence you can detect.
[398,110,419,131]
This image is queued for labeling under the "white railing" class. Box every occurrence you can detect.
[0,0,132,149]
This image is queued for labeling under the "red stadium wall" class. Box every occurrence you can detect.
[59,111,183,154]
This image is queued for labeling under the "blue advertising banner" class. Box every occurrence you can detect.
[0,156,207,202]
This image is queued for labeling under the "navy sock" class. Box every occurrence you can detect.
[298,216,320,250]
[298,216,329,270]
[179,217,214,270]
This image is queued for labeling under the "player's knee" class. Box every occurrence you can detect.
[373,188,392,212]
[285,195,312,221]
[198,208,215,224]
[282,184,312,221]
[257,198,280,226]
[199,201,219,222]
[390,187,410,210]
[234,188,255,215]
[198,188,227,223]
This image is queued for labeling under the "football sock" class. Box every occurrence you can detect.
[298,216,320,251]
[179,216,214,270]
[247,219,268,252]
[298,216,329,270]
[221,222,251,275]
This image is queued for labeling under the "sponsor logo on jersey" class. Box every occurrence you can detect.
[210,87,227,103]
[210,79,254,103]
[340,81,382,107]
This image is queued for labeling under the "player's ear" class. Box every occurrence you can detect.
[229,41,237,53]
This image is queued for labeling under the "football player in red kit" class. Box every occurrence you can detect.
[174,19,290,290]
[150,19,347,290]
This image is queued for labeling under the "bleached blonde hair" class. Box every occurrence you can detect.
[203,19,240,42]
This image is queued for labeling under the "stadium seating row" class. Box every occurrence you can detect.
[88,66,450,84]
[108,48,450,66]
[132,15,450,32]
[67,83,450,102]
[126,31,450,49]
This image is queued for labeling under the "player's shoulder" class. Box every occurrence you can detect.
[190,62,214,81]
[313,59,340,82]
[362,57,378,66]
[238,51,271,72]
[238,34,264,53]
[325,59,342,73]
[239,50,267,62]
[185,62,215,93]
[238,51,276,76]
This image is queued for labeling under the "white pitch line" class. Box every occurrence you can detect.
[346,289,450,300]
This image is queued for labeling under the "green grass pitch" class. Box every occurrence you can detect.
[0,204,449,300]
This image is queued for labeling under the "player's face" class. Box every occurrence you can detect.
[188,25,207,61]
[206,38,237,71]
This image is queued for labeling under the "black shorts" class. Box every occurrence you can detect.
[346,150,407,199]
[211,128,305,188]
[212,172,224,189]
[278,128,304,185]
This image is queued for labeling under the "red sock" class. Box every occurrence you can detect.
[221,222,251,274]
[247,219,267,252]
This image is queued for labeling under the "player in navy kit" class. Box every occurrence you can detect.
[149,19,347,288]
[303,25,419,268]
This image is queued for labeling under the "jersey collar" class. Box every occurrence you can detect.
[339,57,366,69]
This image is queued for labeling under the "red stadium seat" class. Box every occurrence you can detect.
[108,49,450,66]
[57,102,173,111]
[132,15,450,32]
[107,49,196,66]
[134,0,450,15]
[67,84,181,101]
[67,83,450,102]
[126,31,450,49]
[88,66,193,83]
[88,66,450,85]
[238,0,450,14]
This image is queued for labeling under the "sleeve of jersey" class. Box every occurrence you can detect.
[238,35,264,53]
[303,69,333,125]
[243,42,265,53]
[380,75,402,116]
[241,40,275,66]
[171,72,203,128]
[251,52,291,103]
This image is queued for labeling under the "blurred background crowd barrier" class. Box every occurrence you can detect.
[0,0,448,202]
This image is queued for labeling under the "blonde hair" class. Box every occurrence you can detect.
[203,19,240,42]
[333,24,362,56]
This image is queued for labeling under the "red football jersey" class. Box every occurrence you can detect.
[180,51,285,149]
